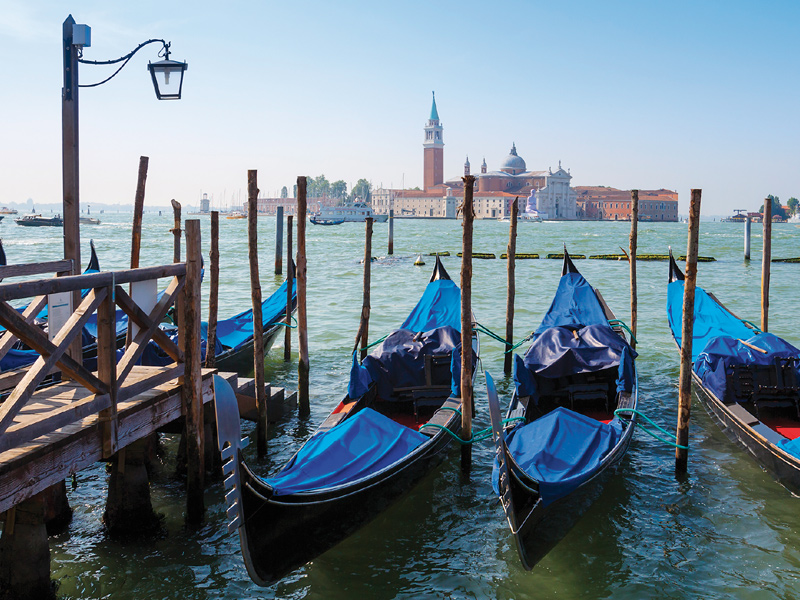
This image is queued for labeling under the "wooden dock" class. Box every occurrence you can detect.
[0,366,223,514]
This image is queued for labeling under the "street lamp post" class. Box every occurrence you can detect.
[61,14,187,361]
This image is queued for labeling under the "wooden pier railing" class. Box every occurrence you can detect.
[0,262,188,458]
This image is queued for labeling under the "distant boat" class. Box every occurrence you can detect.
[721,209,747,223]
[0,207,18,215]
[309,216,345,226]
[80,217,101,225]
[227,211,247,220]
[310,201,388,223]
[15,214,64,227]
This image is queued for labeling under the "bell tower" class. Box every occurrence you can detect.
[423,91,444,191]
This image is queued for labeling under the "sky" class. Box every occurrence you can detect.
[2,0,799,215]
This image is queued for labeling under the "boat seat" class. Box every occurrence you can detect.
[752,422,788,446]
[419,397,461,437]
[730,360,800,419]
[566,382,610,413]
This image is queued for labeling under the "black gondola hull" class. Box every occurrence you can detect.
[507,424,634,569]
[214,322,285,374]
[692,373,800,494]
[237,419,459,585]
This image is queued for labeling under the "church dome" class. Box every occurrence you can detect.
[500,143,526,174]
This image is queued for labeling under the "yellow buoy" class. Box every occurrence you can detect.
[414,254,426,266]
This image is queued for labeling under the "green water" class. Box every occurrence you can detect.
[5,214,800,599]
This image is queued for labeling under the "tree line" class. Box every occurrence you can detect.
[288,176,373,204]
[759,195,799,220]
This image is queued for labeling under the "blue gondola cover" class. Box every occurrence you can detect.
[666,280,754,362]
[514,324,636,398]
[535,273,609,334]
[400,279,461,332]
[693,333,800,403]
[493,407,623,505]
[348,326,464,400]
[266,408,427,495]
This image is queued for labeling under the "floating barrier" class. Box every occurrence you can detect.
[546,253,586,259]
[772,257,800,263]
[456,252,496,259]
[500,253,539,259]
[427,251,450,256]
[590,253,716,262]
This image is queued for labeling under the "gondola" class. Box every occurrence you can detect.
[309,216,345,226]
[666,250,800,492]
[213,256,478,585]
[140,272,297,373]
[487,250,638,570]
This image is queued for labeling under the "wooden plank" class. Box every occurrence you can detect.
[0,393,111,454]
[0,289,108,435]
[0,261,73,280]
[0,263,186,302]
[117,364,185,403]
[0,295,48,362]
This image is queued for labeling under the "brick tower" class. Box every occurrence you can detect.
[423,92,444,191]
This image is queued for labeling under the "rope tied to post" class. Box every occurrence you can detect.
[614,408,688,450]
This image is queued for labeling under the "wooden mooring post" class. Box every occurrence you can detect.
[504,197,518,375]
[629,189,638,350]
[388,208,394,255]
[676,189,702,473]
[206,211,220,368]
[744,216,751,261]
[126,156,148,347]
[0,491,52,600]
[284,215,293,362]
[761,198,772,332]
[184,220,205,523]
[297,176,310,417]
[171,199,182,264]
[460,175,475,473]
[357,218,373,361]
[275,206,284,275]
[248,172,268,457]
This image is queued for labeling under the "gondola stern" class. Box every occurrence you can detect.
[86,239,100,272]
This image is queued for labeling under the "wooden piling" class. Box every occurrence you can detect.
[130,156,149,270]
[761,199,771,332]
[388,208,394,255]
[248,172,268,457]
[357,218,374,361]
[629,190,638,350]
[184,219,204,523]
[127,156,149,349]
[275,206,284,275]
[744,216,751,261]
[297,176,310,417]
[504,197,518,375]
[206,211,220,368]
[284,215,294,362]
[676,189,702,473]
[0,491,52,600]
[104,438,161,536]
[460,175,476,473]
[171,199,182,264]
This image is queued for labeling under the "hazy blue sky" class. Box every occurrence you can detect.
[3,0,798,214]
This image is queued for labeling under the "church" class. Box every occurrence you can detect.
[371,93,579,219]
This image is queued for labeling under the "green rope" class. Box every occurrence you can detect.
[353,333,390,357]
[607,319,638,344]
[505,333,534,353]
[614,408,688,450]
[741,319,762,333]
[473,322,508,345]
[419,416,525,445]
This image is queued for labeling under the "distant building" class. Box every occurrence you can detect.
[575,187,678,221]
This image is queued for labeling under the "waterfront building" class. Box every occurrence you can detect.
[576,187,678,221]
